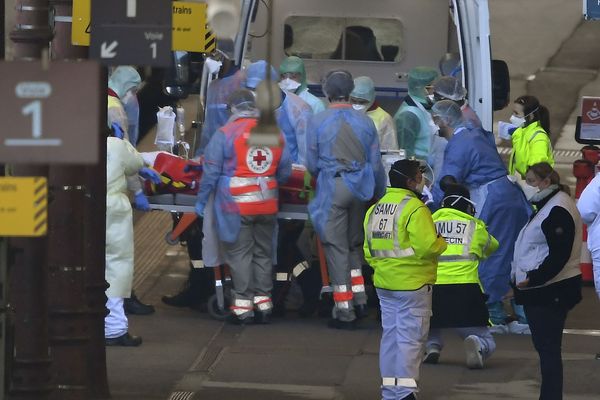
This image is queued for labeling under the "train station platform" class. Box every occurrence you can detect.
[105,209,600,400]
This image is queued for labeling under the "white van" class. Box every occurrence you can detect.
[222,0,510,131]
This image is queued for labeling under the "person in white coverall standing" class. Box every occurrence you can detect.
[104,131,160,346]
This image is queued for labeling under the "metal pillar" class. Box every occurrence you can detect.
[7,0,53,399]
[47,1,109,399]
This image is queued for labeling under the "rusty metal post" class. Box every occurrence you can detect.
[7,0,54,399]
[47,1,109,399]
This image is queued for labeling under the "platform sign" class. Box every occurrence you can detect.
[72,0,91,46]
[172,2,215,52]
[90,0,172,66]
[73,0,215,52]
[578,96,600,143]
[0,177,47,237]
[584,0,600,20]
[0,61,101,164]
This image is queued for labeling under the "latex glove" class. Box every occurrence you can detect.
[421,185,434,205]
[139,167,162,184]
[134,191,151,211]
[111,122,125,139]
[498,121,517,140]
[184,163,203,173]
[195,201,205,217]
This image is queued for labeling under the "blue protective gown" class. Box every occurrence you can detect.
[195,116,292,243]
[298,87,326,114]
[197,69,245,156]
[277,91,313,165]
[306,104,387,237]
[432,126,532,303]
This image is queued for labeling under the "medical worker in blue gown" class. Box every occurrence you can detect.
[431,100,533,334]
[306,70,387,329]
[197,53,246,156]
[244,60,313,165]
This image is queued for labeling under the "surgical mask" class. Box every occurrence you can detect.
[352,104,367,112]
[278,78,301,92]
[427,94,435,103]
[205,58,223,75]
[521,184,539,201]
[510,114,526,128]
[510,107,539,128]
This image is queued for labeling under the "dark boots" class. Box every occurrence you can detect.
[162,265,215,311]
[124,291,155,315]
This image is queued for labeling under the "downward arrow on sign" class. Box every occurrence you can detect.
[101,41,118,58]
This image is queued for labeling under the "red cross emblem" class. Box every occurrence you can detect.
[253,150,267,166]
[246,146,273,173]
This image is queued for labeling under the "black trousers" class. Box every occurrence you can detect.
[524,304,569,400]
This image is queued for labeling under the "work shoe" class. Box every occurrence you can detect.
[105,332,142,347]
[327,318,356,331]
[254,311,271,325]
[423,346,441,364]
[464,335,484,369]
[226,314,253,326]
[508,321,531,335]
[124,293,155,315]
[354,304,369,319]
[489,323,509,335]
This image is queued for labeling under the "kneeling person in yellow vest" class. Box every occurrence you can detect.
[424,183,499,369]
[364,159,447,400]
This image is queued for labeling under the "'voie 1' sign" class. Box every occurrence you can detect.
[90,0,172,67]
[0,61,101,164]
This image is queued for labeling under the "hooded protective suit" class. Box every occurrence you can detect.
[106,137,144,298]
[393,67,438,158]
[351,76,397,150]
[279,56,325,114]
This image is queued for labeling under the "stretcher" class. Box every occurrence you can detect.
[149,200,332,320]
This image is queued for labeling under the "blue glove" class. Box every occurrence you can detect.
[111,122,125,139]
[195,201,205,217]
[139,167,162,184]
[134,191,150,211]
[184,163,203,173]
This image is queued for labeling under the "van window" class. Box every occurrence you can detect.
[284,17,403,63]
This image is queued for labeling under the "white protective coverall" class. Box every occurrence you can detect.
[577,173,600,298]
[105,137,144,337]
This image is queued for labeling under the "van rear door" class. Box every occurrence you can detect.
[454,0,493,131]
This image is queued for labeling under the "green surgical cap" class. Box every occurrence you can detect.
[351,76,375,103]
[408,66,439,85]
[407,66,438,100]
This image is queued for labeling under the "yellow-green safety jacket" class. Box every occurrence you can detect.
[509,121,554,178]
[431,207,499,287]
[364,188,447,291]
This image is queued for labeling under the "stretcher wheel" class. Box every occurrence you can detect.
[207,293,231,321]
[165,231,179,246]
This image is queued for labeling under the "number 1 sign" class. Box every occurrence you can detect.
[0,60,101,164]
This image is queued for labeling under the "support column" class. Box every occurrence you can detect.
[7,0,53,399]
[47,1,108,399]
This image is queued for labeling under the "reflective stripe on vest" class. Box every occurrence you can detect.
[366,196,415,259]
[231,188,278,203]
[381,377,417,388]
[438,254,478,262]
